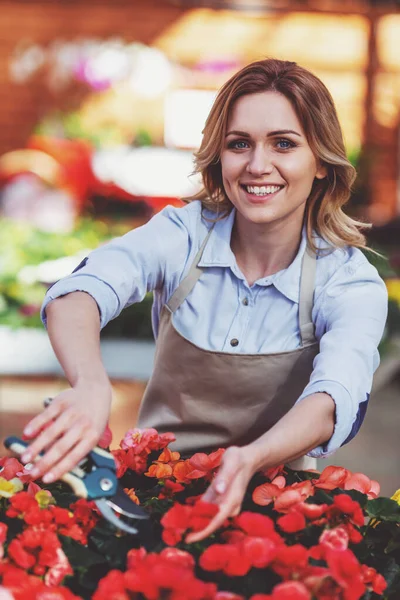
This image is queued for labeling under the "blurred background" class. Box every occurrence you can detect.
[1,0,400,494]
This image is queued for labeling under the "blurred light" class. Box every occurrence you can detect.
[164,89,217,149]
[128,46,173,98]
[377,15,400,72]
[92,146,201,197]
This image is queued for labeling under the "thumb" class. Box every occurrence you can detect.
[212,447,241,495]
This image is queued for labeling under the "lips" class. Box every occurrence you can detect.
[240,183,284,199]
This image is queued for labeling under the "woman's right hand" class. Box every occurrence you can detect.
[21,381,112,484]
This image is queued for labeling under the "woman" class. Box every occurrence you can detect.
[21,59,387,543]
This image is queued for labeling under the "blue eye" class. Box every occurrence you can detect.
[276,139,295,150]
[228,140,249,150]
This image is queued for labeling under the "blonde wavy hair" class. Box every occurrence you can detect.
[187,58,369,252]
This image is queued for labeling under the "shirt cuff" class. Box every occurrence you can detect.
[295,381,354,459]
[40,275,120,329]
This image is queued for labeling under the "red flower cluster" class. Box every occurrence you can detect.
[0,426,391,600]
[144,447,225,487]
[0,565,81,600]
[313,466,380,499]
[93,547,235,600]
[198,504,386,600]
[161,500,220,546]
[112,428,176,477]
[6,491,98,545]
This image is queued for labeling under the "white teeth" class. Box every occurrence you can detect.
[245,185,281,195]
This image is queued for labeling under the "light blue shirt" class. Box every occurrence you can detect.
[41,200,388,458]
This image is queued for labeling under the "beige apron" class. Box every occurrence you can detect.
[137,225,319,470]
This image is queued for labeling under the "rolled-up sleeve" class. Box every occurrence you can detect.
[296,255,388,458]
[40,205,192,329]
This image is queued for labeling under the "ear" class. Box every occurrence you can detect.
[315,162,327,180]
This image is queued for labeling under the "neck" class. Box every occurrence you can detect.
[231,213,304,282]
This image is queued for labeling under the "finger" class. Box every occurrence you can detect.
[23,399,65,439]
[210,447,242,495]
[29,425,83,480]
[186,502,235,543]
[21,408,76,463]
[41,438,96,484]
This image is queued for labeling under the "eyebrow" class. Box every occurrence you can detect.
[225,129,302,138]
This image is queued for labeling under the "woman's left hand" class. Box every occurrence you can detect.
[185,445,256,543]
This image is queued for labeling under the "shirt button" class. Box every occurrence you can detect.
[242,297,249,306]
[230,338,239,347]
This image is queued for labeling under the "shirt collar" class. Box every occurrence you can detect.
[198,208,309,304]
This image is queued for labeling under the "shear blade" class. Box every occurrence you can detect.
[107,487,149,520]
[95,498,139,535]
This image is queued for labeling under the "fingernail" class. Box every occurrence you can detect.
[42,472,54,483]
[216,481,226,494]
[21,453,31,463]
[30,467,40,478]
[23,426,33,436]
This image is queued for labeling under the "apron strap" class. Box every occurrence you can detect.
[167,222,317,346]
[298,246,317,346]
[167,224,215,313]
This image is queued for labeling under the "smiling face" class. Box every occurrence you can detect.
[220,91,326,231]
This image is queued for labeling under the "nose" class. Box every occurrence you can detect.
[246,146,273,177]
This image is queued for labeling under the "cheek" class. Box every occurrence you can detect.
[221,153,243,182]
[284,154,319,189]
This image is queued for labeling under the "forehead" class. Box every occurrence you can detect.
[227,91,304,134]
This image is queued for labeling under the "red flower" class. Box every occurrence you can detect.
[252,477,286,506]
[161,503,192,545]
[297,502,328,521]
[331,494,365,527]
[326,548,366,600]
[158,479,185,499]
[320,526,349,552]
[361,565,387,595]
[215,594,245,600]
[98,423,112,449]
[200,543,253,577]
[92,570,129,600]
[314,466,349,490]
[161,500,219,546]
[271,544,309,579]
[270,580,311,599]
[0,458,24,481]
[6,491,37,518]
[186,448,225,480]
[277,510,306,533]
[234,512,276,538]
[159,547,195,570]
[7,539,36,569]
[0,523,7,545]
[110,449,130,478]
[44,547,74,586]
[241,536,278,568]
[344,472,380,499]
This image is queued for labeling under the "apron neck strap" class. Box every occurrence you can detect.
[298,246,317,346]
[167,224,215,313]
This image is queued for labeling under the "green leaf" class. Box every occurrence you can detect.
[61,536,106,570]
[366,498,400,522]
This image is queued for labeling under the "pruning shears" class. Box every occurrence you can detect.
[4,436,150,536]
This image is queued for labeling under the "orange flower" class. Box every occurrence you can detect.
[173,460,196,483]
[123,488,140,505]
[145,447,181,480]
[146,463,173,479]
